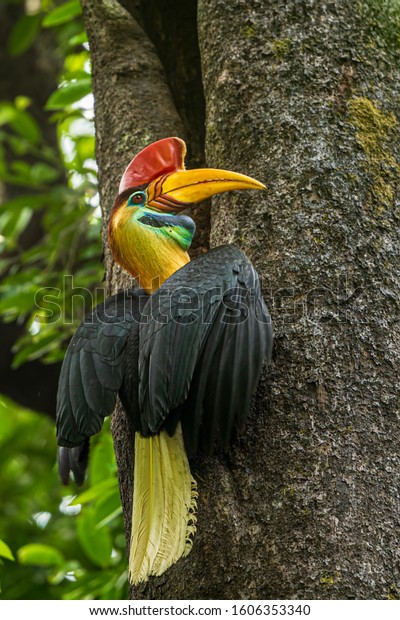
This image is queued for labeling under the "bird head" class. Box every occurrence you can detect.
[108,137,265,291]
[114,136,265,212]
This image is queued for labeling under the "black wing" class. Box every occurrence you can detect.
[56,246,272,479]
[137,245,272,456]
[56,288,149,482]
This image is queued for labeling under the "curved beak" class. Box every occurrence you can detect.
[146,168,266,212]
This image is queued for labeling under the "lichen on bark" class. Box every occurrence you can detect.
[347,96,398,211]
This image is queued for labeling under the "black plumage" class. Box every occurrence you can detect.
[56,245,272,482]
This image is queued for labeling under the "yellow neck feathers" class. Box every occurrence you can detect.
[109,206,190,294]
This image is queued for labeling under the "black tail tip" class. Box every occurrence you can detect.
[57,440,90,486]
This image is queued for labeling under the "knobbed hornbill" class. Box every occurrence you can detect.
[56,137,273,585]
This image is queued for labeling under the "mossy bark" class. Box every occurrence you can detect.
[82,0,400,599]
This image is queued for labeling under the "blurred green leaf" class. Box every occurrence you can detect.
[11,109,42,145]
[0,103,42,145]
[0,193,50,213]
[14,96,32,111]
[46,79,92,110]
[63,568,127,600]
[17,543,64,567]
[8,13,42,57]
[42,0,82,28]
[77,511,113,567]
[0,539,15,562]
[89,431,116,485]
[0,290,42,323]
[71,478,116,506]
[10,160,32,179]
[69,32,88,47]
[94,493,123,530]
[30,162,60,184]
[0,207,32,244]
[0,398,16,446]
[75,135,95,164]
[65,52,90,74]
[12,331,64,369]
[0,102,17,126]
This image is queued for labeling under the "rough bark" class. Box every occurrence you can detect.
[196,0,400,599]
[83,0,400,600]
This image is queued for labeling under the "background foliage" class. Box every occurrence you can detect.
[0,0,127,600]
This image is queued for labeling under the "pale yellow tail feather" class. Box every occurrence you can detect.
[129,423,197,584]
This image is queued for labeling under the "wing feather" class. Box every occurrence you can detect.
[56,288,149,483]
[138,245,273,455]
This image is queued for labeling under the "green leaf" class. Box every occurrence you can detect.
[0,106,41,144]
[17,543,64,567]
[71,478,117,506]
[7,134,31,156]
[0,539,15,561]
[75,135,95,164]
[63,569,126,601]
[8,13,42,57]
[64,52,90,74]
[43,0,82,28]
[0,398,16,446]
[0,280,44,322]
[12,331,63,369]
[45,79,92,110]
[69,30,88,47]
[14,96,32,111]
[89,431,116,485]
[69,32,88,47]
[0,207,32,244]
[0,102,17,126]
[94,493,123,529]
[30,162,60,184]
[12,110,42,145]
[77,511,113,567]
[0,102,42,147]
[10,160,32,179]
[0,194,50,213]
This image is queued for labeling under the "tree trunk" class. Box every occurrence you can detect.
[83,0,400,599]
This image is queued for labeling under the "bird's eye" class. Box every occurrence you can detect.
[128,191,146,206]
